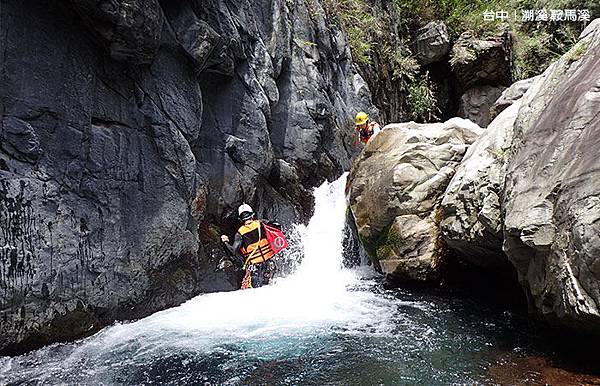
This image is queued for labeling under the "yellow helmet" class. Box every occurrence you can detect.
[355,111,368,125]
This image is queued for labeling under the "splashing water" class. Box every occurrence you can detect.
[0,174,396,385]
[0,174,563,385]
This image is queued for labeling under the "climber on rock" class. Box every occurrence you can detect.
[220,203,288,289]
[354,111,380,144]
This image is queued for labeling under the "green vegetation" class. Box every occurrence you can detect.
[324,0,596,77]
[322,0,381,64]
[322,0,595,122]
[487,146,506,161]
[358,222,398,261]
[391,45,420,81]
[565,39,590,63]
[374,223,401,260]
[393,0,511,36]
[406,73,440,122]
[297,39,318,48]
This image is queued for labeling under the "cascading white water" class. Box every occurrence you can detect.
[0,173,394,384]
[0,174,566,385]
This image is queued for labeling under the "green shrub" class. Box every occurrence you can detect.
[407,73,440,122]
[391,45,420,81]
[322,0,380,64]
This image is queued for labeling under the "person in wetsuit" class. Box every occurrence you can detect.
[355,111,381,144]
[220,204,279,289]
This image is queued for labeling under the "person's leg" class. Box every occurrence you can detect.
[241,268,253,289]
[250,264,263,288]
[253,263,273,287]
[262,261,274,285]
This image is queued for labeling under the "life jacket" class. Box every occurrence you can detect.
[358,122,375,143]
[238,220,274,267]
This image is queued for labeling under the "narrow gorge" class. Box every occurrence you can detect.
[2,0,600,384]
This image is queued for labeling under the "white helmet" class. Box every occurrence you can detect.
[238,203,254,220]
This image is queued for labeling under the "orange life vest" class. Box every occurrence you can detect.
[238,220,274,266]
[358,122,376,143]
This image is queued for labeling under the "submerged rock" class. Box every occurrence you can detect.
[347,118,482,284]
[502,20,600,333]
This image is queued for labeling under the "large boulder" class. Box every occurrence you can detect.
[458,85,506,127]
[441,99,522,275]
[414,21,451,65]
[502,19,600,333]
[450,29,513,90]
[347,118,482,284]
[489,77,536,120]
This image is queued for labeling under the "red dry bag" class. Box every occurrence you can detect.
[264,224,288,255]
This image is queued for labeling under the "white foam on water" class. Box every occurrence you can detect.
[1,173,397,383]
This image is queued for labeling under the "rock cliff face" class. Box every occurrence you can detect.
[452,28,514,127]
[441,19,600,332]
[502,20,600,333]
[0,0,372,353]
[347,119,482,283]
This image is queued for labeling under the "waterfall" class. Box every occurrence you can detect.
[1,173,392,384]
[0,174,562,385]
[278,172,353,286]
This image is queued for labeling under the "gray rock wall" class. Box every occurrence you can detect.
[0,0,373,353]
[441,19,600,333]
[502,21,600,333]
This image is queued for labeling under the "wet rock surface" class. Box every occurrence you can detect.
[0,0,372,353]
[347,118,482,284]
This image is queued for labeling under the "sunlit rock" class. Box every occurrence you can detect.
[489,76,536,120]
[441,98,522,276]
[502,19,600,333]
[347,118,482,284]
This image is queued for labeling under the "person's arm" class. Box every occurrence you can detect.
[231,233,245,267]
[221,235,234,254]
[221,233,245,267]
